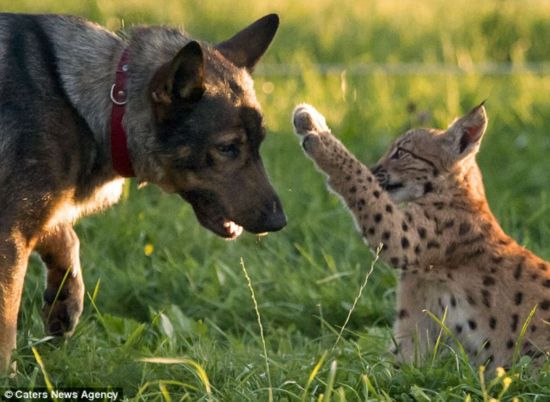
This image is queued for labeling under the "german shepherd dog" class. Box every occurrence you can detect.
[0,13,286,371]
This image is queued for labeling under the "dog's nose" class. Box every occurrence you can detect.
[261,198,287,232]
[263,210,287,232]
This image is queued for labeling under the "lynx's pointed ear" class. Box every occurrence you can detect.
[441,102,488,159]
[150,41,205,120]
[216,14,279,72]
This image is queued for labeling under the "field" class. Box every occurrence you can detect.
[2,0,550,400]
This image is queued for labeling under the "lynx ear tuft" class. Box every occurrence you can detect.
[443,103,488,158]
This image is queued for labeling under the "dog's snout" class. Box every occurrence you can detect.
[262,211,287,232]
[262,198,286,232]
[249,197,286,233]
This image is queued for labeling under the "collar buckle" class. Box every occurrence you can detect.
[110,84,128,106]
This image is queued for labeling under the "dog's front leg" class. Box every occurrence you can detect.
[35,224,84,337]
[0,232,30,372]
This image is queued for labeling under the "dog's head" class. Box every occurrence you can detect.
[146,14,286,239]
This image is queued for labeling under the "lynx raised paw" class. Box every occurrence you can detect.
[292,104,333,155]
[292,104,329,136]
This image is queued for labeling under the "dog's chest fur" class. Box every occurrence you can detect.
[46,179,124,230]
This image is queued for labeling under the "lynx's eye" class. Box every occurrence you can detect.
[390,148,402,160]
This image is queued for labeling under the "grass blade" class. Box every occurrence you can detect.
[139,357,213,399]
[32,347,58,402]
[333,244,381,350]
[301,351,327,401]
[322,360,337,402]
[240,257,273,402]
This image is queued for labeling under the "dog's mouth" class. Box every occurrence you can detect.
[180,191,245,240]
[223,219,244,239]
[180,189,285,239]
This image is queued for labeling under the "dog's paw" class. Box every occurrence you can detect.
[42,284,84,337]
[292,104,329,136]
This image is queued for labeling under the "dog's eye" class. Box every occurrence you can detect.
[216,143,239,158]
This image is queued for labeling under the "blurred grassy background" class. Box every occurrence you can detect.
[1,0,550,400]
[3,0,550,64]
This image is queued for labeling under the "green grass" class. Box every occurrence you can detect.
[2,0,550,400]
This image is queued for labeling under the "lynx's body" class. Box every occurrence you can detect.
[293,104,549,367]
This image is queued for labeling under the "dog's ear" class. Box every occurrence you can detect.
[216,14,279,72]
[150,41,205,119]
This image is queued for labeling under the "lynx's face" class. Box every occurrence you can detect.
[371,128,446,203]
[372,104,488,203]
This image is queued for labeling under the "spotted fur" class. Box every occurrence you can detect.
[293,103,549,367]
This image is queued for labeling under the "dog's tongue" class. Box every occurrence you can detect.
[223,220,243,239]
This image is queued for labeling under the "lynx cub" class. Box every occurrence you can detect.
[292,103,549,366]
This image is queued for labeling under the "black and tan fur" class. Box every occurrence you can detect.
[0,13,286,372]
[293,103,549,367]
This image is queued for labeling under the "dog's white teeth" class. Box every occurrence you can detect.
[223,220,243,238]
[234,224,244,237]
[257,232,268,237]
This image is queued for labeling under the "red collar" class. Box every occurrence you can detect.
[110,48,135,177]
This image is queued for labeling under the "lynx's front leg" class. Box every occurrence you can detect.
[292,104,432,270]
[393,275,439,363]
